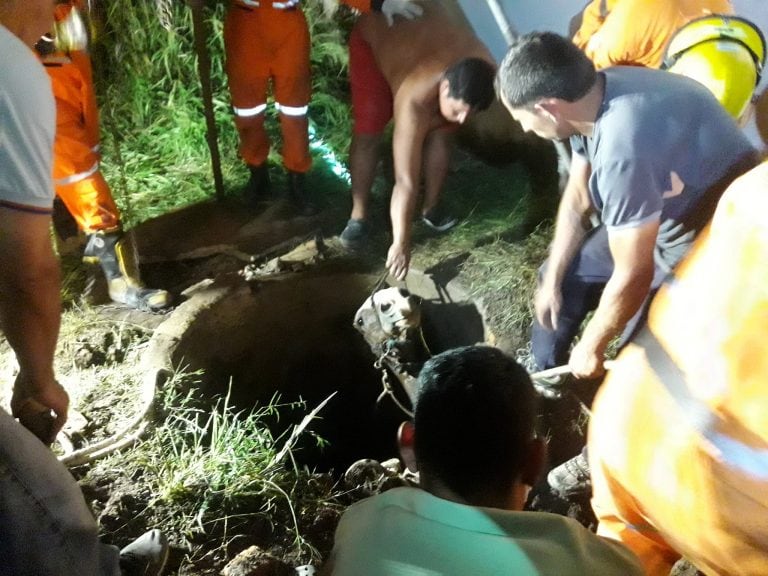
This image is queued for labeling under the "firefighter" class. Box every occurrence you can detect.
[37,3,171,313]
[589,161,768,575]
[223,0,314,214]
[223,0,423,215]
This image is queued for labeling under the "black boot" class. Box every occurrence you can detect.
[83,231,172,312]
[245,164,271,207]
[287,171,317,216]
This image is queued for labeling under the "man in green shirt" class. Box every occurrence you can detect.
[322,345,643,575]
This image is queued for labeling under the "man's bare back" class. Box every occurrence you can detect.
[357,2,493,117]
[341,1,496,281]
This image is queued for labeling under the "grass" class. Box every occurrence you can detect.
[85,369,340,566]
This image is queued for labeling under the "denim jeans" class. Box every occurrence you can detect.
[531,225,667,370]
[0,407,120,576]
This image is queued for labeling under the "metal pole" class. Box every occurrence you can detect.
[484,0,517,44]
[188,0,225,200]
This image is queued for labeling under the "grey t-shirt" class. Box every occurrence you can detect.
[571,66,757,270]
[0,24,56,213]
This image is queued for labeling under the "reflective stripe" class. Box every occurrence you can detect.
[91,144,100,153]
[54,161,99,186]
[237,0,300,8]
[637,328,768,481]
[233,103,267,117]
[275,102,308,116]
[42,55,73,65]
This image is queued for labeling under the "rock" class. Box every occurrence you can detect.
[220,545,293,576]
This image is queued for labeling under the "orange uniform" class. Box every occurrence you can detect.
[573,0,733,69]
[589,161,768,575]
[42,47,120,234]
[224,0,312,173]
[41,2,119,234]
[222,0,387,173]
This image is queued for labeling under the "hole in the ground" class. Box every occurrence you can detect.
[162,269,487,474]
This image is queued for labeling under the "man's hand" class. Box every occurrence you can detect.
[11,374,69,445]
[568,338,606,380]
[534,282,562,331]
[386,241,411,281]
[381,0,424,26]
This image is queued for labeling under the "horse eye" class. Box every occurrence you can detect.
[380,302,392,312]
[356,317,364,326]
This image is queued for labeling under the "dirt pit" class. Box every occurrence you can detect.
[148,265,489,474]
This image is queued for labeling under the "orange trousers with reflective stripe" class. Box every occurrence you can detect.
[44,49,120,233]
[589,161,768,576]
[223,4,311,173]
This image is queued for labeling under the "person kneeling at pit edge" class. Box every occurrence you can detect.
[320,345,643,575]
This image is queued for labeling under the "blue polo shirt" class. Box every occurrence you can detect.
[571,66,757,270]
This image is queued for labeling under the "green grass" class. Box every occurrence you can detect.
[86,371,339,564]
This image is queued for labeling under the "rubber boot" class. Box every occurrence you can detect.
[51,198,82,257]
[245,163,271,207]
[287,171,317,216]
[83,231,172,312]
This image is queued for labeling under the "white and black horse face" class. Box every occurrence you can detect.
[354,287,422,344]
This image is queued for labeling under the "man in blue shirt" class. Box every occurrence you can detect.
[496,31,758,380]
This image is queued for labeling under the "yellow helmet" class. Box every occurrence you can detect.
[664,15,766,120]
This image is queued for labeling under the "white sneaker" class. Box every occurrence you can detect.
[119,529,169,576]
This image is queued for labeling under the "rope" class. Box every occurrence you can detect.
[374,354,414,418]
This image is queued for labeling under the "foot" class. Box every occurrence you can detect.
[340,218,370,251]
[287,171,318,216]
[119,529,169,576]
[421,205,458,232]
[547,452,591,498]
[244,164,271,206]
[108,280,172,313]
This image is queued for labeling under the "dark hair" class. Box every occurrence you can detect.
[496,31,597,108]
[413,345,536,504]
[443,58,497,112]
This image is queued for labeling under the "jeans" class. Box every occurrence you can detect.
[531,225,667,370]
[0,407,120,576]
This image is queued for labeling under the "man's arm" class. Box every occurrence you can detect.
[536,154,594,330]
[568,217,658,378]
[0,208,68,439]
[386,99,430,280]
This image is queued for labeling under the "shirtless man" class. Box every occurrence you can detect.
[339,2,496,280]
